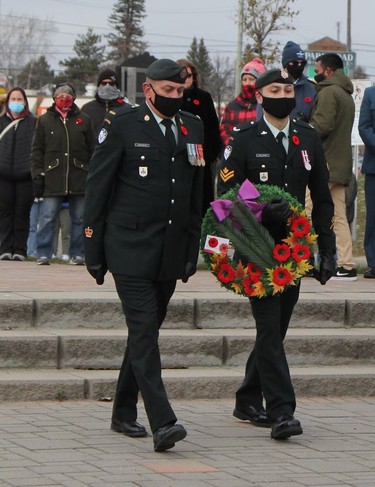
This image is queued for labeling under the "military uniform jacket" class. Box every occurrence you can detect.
[83,102,204,280]
[217,117,335,252]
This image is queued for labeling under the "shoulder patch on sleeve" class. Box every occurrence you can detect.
[219,166,235,183]
[98,128,108,144]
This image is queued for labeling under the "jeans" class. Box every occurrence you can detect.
[36,196,84,259]
[27,201,40,257]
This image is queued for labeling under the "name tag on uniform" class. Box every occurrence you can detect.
[260,172,268,182]
[139,166,148,177]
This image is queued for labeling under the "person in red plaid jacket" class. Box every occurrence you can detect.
[219,58,266,146]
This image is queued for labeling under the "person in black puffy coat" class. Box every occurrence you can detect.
[0,87,36,260]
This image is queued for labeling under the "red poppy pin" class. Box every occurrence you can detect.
[193,99,200,106]
[180,125,188,136]
[76,118,82,125]
[292,135,300,145]
[304,97,312,103]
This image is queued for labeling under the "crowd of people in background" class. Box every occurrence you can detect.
[0,43,372,279]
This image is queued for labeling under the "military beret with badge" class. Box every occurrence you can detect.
[255,68,294,89]
[145,58,188,84]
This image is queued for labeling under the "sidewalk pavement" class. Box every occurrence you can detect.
[1,261,375,486]
[0,397,374,487]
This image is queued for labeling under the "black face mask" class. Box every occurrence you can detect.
[150,85,183,117]
[314,72,326,83]
[260,95,296,119]
[287,64,304,80]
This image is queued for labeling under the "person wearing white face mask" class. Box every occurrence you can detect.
[81,69,130,136]
[0,87,36,261]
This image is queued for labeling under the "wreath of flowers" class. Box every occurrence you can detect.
[201,181,317,298]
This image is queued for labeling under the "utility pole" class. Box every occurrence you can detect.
[234,0,244,96]
[347,0,351,51]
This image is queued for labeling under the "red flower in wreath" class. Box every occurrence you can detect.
[273,243,291,262]
[247,262,262,282]
[304,97,312,103]
[180,125,188,136]
[76,118,82,125]
[292,244,311,262]
[272,267,293,287]
[243,276,256,296]
[208,237,218,248]
[292,135,300,145]
[291,216,310,237]
[219,243,229,254]
[193,99,200,106]
[117,98,125,104]
[217,263,236,283]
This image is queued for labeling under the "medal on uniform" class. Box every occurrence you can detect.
[139,166,148,177]
[301,150,312,171]
[260,172,268,182]
[196,144,205,166]
[186,143,200,166]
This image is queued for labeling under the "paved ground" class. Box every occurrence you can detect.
[1,261,375,486]
[0,397,374,487]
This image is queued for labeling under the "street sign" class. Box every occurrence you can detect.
[304,51,356,78]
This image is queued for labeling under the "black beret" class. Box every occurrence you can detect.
[145,59,188,84]
[255,68,294,89]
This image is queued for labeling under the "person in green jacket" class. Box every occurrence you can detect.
[30,83,96,266]
[310,53,356,281]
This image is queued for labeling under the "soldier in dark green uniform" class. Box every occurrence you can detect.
[83,59,204,452]
[217,69,336,440]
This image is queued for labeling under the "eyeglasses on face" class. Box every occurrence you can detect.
[185,73,193,79]
[100,81,116,86]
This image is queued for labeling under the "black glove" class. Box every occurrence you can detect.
[86,264,108,285]
[32,175,45,199]
[315,250,336,285]
[262,198,292,225]
[182,262,196,283]
[262,198,292,241]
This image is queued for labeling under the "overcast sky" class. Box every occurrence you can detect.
[2,0,375,79]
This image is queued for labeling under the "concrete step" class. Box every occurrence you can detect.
[0,365,374,402]
[1,328,375,370]
[2,295,375,329]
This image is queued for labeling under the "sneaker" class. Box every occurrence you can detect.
[0,252,12,260]
[70,256,85,266]
[331,266,357,281]
[37,256,50,265]
[12,254,26,261]
[61,254,70,262]
[364,269,375,279]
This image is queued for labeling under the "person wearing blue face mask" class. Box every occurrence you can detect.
[0,87,37,261]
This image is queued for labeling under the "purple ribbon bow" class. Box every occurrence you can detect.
[210,179,266,223]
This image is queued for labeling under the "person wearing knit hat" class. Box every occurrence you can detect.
[30,79,96,267]
[281,41,317,122]
[81,68,129,136]
[219,57,266,146]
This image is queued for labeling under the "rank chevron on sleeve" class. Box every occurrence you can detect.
[220,167,235,182]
